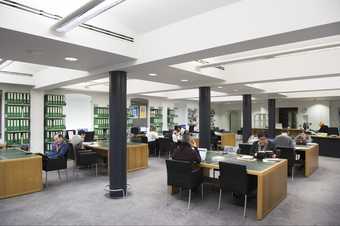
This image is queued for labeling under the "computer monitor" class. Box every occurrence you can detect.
[198,148,207,161]
[238,143,253,155]
[140,127,147,133]
[84,131,95,142]
[328,127,339,136]
[131,127,140,134]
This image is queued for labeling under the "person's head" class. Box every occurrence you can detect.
[281,128,289,135]
[78,130,86,138]
[53,134,59,143]
[57,134,64,143]
[257,132,269,146]
[319,121,325,127]
[182,133,191,145]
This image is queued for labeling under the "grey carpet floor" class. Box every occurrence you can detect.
[1,156,340,226]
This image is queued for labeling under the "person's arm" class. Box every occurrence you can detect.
[193,149,201,163]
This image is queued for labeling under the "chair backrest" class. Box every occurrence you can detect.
[219,162,248,194]
[141,136,148,143]
[276,147,296,168]
[67,143,75,160]
[165,159,193,188]
[159,138,175,155]
[238,143,253,155]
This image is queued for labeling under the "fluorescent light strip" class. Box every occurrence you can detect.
[55,0,127,33]
[281,90,340,99]
[0,60,13,71]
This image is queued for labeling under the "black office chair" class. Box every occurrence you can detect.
[42,146,70,187]
[238,143,253,155]
[165,159,203,209]
[74,144,99,176]
[276,146,296,181]
[159,138,175,158]
[218,162,254,217]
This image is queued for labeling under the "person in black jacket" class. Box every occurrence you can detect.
[250,132,275,154]
[172,133,201,163]
[318,121,329,133]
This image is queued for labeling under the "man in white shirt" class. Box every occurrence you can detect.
[147,126,159,142]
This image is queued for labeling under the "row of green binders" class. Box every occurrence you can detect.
[6,92,30,104]
[46,106,64,117]
[46,119,65,129]
[6,132,30,145]
[6,105,30,117]
[6,119,30,131]
[94,118,109,128]
[46,95,65,105]
[94,128,109,139]
[94,107,109,117]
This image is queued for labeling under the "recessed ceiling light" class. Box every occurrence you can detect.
[64,57,78,62]
[217,86,223,89]
[181,79,189,82]
[148,73,158,77]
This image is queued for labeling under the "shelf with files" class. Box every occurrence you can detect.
[4,92,31,146]
[167,107,178,129]
[94,106,109,140]
[44,94,66,152]
[150,107,163,133]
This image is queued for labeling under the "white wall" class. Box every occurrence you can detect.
[213,99,331,131]
[65,94,93,131]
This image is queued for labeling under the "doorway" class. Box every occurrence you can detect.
[279,108,298,128]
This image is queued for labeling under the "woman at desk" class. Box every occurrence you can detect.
[318,121,329,133]
[172,134,201,163]
[172,126,181,143]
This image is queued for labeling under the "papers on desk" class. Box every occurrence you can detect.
[262,158,280,163]
[236,155,256,162]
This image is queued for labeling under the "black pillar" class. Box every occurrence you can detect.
[199,87,211,149]
[268,99,276,139]
[242,94,252,143]
[109,71,127,198]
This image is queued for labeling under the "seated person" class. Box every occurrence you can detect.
[295,132,311,145]
[172,126,181,143]
[318,121,329,133]
[45,134,68,159]
[250,132,275,154]
[172,134,201,163]
[51,134,60,151]
[70,130,86,150]
[146,126,159,142]
[274,128,295,148]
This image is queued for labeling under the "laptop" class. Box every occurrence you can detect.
[198,148,207,161]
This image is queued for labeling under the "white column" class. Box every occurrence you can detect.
[30,90,44,153]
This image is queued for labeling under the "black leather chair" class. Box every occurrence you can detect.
[73,144,99,176]
[165,159,203,209]
[42,145,70,187]
[218,162,255,217]
[159,138,175,158]
[276,147,296,181]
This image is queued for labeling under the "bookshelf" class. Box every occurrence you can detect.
[94,106,109,140]
[188,108,198,126]
[127,106,134,134]
[167,107,177,130]
[150,107,163,133]
[44,94,66,152]
[4,92,31,146]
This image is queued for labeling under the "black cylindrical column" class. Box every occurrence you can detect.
[109,71,127,198]
[268,99,276,139]
[242,94,252,143]
[199,87,211,149]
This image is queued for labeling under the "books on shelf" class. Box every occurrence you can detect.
[46,95,65,105]
[4,92,31,146]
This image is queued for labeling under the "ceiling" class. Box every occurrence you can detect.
[0,27,134,71]
[13,0,240,34]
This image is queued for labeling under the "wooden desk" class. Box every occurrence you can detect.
[0,149,42,199]
[84,142,149,172]
[295,144,319,176]
[181,152,287,220]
